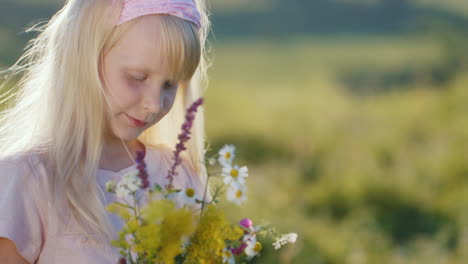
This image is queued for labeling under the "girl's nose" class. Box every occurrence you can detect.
[142,87,164,115]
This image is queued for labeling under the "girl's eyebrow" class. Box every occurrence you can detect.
[125,65,171,78]
[124,66,179,83]
[118,52,172,77]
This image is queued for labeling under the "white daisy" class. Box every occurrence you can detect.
[272,233,298,250]
[226,184,247,206]
[105,180,116,193]
[218,144,236,167]
[115,171,142,198]
[179,187,199,206]
[115,184,131,198]
[244,237,262,260]
[222,247,235,264]
[222,164,248,188]
[121,171,142,192]
[242,232,256,243]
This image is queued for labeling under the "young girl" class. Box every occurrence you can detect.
[0,0,211,263]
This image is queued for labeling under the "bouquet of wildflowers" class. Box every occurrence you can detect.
[105,98,297,264]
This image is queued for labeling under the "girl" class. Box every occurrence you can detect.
[0,0,211,263]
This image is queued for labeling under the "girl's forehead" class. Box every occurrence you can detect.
[111,16,170,74]
[131,16,165,41]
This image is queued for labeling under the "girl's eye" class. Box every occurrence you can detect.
[164,81,177,90]
[132,75,147,82]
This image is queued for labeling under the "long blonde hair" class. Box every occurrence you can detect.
[0,0,211,240]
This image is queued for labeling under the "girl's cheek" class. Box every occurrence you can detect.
[118,78,141,101]
[123,74,139,89]
[163,90,177,111]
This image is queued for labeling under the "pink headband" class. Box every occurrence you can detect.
[115,0,201,29]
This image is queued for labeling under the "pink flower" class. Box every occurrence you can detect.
[231,243,247,255]
[240,218,253,229]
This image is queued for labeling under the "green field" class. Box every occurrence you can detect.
[204,35,468,263]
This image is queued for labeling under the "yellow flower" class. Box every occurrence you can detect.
[135,199,176,262]
[106,203,132,221]
[158,208,195,264]
[111,199,196,263]
[184,205,243,263]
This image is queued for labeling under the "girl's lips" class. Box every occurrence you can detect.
[125,113,148,128]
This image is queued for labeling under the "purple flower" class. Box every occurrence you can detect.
[231,243,247,255]
[136,150,149,189]
[166,98,204,190]
[240,218,253,229]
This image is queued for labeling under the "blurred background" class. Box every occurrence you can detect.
[1,0,468,263]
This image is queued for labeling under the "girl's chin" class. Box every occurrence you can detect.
[110,126,143,142]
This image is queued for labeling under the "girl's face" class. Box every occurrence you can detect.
[100,16,179,141]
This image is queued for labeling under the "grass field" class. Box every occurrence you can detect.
[203,35,468,263]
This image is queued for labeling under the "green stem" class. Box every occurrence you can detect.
[132,192,141,222]
[199,173,213,219]
[130,192,146,264]
[210,185,223,203]
[114,202,134,210]
[128,248,135,264]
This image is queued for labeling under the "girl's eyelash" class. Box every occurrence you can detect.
[164,81,176,89]
[132,75,147,82]
[128,73,176,89]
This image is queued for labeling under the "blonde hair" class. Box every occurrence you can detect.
[0,0,211,241]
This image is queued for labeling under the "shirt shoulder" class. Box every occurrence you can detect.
[0,153,49,188]
[0,153,49,263]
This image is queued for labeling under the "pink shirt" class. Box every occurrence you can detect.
[0,146,204,264]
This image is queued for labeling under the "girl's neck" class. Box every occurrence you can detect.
[99,138,146,172]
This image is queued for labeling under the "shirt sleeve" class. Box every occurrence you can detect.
[0,156,46,263]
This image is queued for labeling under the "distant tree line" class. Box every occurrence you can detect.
[1,0,468,66]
